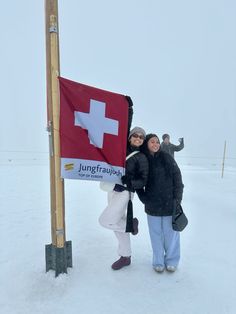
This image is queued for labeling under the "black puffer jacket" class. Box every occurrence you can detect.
[137,151,184,216]
[125,146,149,192]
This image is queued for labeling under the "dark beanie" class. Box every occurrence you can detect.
[162,133,170,140]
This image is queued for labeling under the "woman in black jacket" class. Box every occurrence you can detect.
[137,134,184,273]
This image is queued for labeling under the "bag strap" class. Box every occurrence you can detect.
[126,150,139,161]
[125,151,139,200]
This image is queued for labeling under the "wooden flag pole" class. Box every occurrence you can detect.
[45,0,72,276]
[221,140,227,178]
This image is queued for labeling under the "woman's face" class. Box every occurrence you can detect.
[147,137,160,153]
[129,133,145,147]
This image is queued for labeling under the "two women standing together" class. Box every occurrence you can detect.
[99,99,184,273]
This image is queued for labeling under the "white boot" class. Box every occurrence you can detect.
[166,265,176,272]
[154,265,165,273]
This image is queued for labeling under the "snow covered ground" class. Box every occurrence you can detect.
[1,158,236,314]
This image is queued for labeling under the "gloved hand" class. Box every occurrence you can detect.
[125,95,133,108]
[178,137,184,143]
[136,189,147,204]
[113,184,127,192]
[121,175,132,189]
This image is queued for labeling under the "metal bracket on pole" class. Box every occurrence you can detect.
[56,228,64,236]
[45,241,72,277]
[46,121,54,157]
[49,15,58,33]
[49,25,58,33]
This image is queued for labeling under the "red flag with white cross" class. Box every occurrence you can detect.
[59,76,128,182]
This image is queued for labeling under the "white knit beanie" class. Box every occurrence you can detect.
[129,126,146,139]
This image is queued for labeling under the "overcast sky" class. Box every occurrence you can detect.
[0,0,235,163]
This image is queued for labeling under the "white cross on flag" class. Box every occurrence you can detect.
[59,77,129,183]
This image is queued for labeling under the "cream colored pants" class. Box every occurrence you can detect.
[99,190,134,257]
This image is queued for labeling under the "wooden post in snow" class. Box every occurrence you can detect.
[45,0,72,276]
[221,140,226,178]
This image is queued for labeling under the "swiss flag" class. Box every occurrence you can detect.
[59,77,128,182]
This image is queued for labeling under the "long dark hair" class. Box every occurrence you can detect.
[141,134,172,178]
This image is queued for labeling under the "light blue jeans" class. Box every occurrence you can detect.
[147,215,180,268]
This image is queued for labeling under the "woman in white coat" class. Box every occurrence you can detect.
[99,127,149,270]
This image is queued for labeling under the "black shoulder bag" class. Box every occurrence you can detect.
[172,201,188,232]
